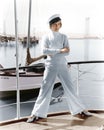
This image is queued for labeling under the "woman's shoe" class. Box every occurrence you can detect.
[74,113,85,119]
[74,111,92,119]
[82,111,92,116]
[27,115,45,123]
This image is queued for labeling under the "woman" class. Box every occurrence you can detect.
[27,14,91,123]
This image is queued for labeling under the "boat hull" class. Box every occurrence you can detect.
[0,71,60,92]
[0,73,43,91]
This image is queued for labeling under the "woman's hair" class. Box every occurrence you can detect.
[49,17,61,26]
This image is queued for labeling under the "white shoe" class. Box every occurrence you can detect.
[82,111,92,116]
[27,115,46,123]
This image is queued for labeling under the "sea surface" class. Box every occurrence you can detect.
[0,39,104,68]
[0,39,104,122]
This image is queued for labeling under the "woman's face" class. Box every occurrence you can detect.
[50,20,62,32]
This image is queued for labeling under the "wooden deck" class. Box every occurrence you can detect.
[0,111,104,130]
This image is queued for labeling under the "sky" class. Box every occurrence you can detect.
[0,0,104,37]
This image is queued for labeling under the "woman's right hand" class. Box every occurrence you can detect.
[60,47,69,53]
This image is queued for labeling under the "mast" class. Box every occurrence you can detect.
[25,0,32,66]
[84,17,90,61]
[14,0,20,119]
[27,0,32,48]
[3,20,6,35]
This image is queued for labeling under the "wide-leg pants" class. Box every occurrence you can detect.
[31,63,85,118]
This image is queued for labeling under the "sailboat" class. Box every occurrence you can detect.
[0,0,60,93]
[0,62,44,92]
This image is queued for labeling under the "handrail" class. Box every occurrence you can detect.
[68,60,104,65]
[0,60,104,72]
[0,63,44,72]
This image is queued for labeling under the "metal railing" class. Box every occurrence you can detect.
[0,60,104,123]
[68,60,104,95]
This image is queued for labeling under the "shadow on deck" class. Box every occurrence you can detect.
[0,111,104,130]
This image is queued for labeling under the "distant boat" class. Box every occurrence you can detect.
[21,36,39,44]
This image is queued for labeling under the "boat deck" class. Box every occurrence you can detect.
[0,111,104,130]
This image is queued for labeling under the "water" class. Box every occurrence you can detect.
[0,41,42,68]
[0,39,104,122]
[0,39,104,68]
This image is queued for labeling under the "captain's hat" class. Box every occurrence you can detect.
[48,14,61,25]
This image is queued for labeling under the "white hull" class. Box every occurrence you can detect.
[0,71,60,91]
[0,72,43,91]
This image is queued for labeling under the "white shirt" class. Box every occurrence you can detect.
[41,31,70,65]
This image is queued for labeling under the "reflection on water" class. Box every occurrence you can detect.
[0,41,41,68]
